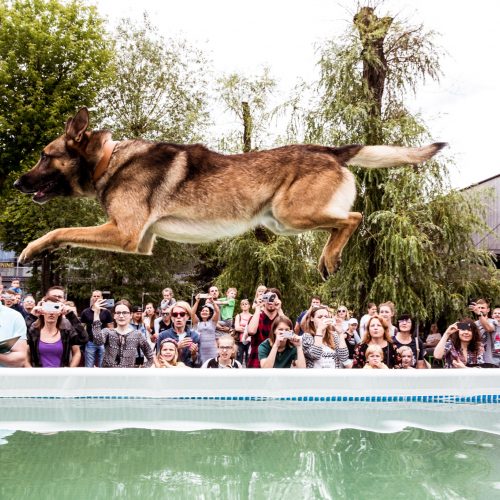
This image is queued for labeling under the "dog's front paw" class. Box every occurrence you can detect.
[18,243,41,264]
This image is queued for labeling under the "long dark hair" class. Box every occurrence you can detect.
[32,295,63,330]
[450,317,482,354]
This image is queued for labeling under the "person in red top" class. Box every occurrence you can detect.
[246,288,283,368]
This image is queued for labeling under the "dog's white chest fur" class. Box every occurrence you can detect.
[151,217,259,243]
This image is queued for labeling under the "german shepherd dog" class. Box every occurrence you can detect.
[15,108,445,278]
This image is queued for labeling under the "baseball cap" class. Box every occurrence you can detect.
[348,318,358,325]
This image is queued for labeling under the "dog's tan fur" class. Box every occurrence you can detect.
[15,108,445,278]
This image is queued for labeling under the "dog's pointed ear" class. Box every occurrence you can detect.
[65,107,89,143]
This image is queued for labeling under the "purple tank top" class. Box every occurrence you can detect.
[39,338,64,367]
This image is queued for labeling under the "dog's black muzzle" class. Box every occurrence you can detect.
[14,177,37,194]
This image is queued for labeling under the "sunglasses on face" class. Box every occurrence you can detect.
[338,309,347,313]
[171,311,187,318]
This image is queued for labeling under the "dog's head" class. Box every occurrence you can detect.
[14,107,96,203]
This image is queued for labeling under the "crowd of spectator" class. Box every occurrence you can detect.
[1,277,499,370]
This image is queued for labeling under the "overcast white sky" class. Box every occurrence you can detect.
[93,0,499,189]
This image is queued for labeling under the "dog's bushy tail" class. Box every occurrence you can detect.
[345,142,447,168]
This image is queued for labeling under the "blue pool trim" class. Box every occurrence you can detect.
[0,394,499,403]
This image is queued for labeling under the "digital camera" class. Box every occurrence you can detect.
[262,292,276,304]
[42,301,62,313]
[282,330,294,339]
[103,298,115,308]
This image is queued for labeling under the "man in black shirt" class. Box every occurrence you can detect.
[80,290,113,367]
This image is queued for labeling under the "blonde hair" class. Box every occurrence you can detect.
[365,344,384,359]
[170,301,192,317]
[156,338,180,367]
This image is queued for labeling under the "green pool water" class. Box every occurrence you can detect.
[1,428,499,499]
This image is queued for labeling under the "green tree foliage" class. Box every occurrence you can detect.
[303,6,499,322]
[0,6,211,303]
[0,0,113,188]
[215,68,278,152]
[97,15,210,143]
[0,0,113,294]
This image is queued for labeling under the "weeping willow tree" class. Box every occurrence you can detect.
[304,5,498,322]
[201,71,321,316]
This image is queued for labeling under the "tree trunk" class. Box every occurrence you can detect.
[354,6,393,144]
[353,6,393,303]
[242,101,252,153]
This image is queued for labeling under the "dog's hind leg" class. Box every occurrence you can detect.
[18,222,149,264]
[317,212,362,280]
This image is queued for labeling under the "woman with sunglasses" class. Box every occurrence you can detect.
[302,306,349,369]
[433,319,484,368]
[156,301,200,367]
[92,299,154,368]
[154,338,187,368]
[336,305,350,331]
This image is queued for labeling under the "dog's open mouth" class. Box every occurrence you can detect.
[32,182,56,203]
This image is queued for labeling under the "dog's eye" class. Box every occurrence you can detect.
[40,152,48,160]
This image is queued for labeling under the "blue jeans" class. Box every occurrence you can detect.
[85,341,104,367]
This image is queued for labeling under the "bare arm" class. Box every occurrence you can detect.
[210,299,220,324]
[247,307,262,336]
[260,341,280,368]
[191,296,201,326]
[234,314,243,332]
[292,337,306,368]
[434,325,455,360]
[69,345,81,367]
[0,339,28,367]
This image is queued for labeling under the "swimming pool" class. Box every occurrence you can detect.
[1,369,499,433]
[1,370,499,498]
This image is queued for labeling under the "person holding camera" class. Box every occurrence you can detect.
[92,299,154,368]
[301,306,349,369]
[433,319,484,368]
[80,290,114,368]
[469,299,495,364]
[258,316,305,368]
[192,293,220,365]
[26,295,88,367]
[246,288,283,368]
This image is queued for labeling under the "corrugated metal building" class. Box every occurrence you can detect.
[464,174,500,264]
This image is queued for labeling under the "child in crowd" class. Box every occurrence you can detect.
[234,298,252,366]
[216,287,237,333]
[252,285,267,311]
[201,334,241,368]
[154,338,187,368]
[363,344,389,369]
[396,345,415,369]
